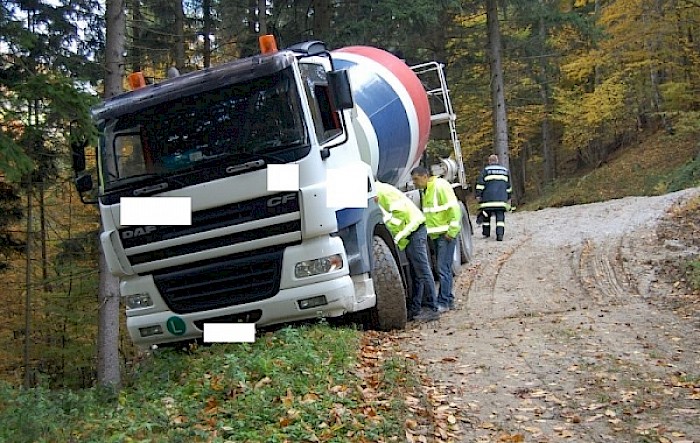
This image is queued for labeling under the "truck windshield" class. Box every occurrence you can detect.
[100,68,308,186]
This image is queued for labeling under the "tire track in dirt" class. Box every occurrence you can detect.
[576,237,636,304]
[448,234,606,442]
[461,236,531,319]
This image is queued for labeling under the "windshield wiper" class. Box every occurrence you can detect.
[241,151,289,163]
[107,173,162,189]
[105,173,186,196]
[203,149,289,168]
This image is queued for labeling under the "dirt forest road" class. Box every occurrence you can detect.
[399,188,700,443]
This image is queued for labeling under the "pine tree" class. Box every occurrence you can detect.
[0,0,102,386]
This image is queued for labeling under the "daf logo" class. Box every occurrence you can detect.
[267,194,296,207]
[121,226,157,239]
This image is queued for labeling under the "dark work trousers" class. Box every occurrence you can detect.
[433,235,457,308]
[482,209,506,239]
[405,224,438,316]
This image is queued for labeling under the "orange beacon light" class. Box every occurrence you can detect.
[259,35,278,55]
[127,72,147,90]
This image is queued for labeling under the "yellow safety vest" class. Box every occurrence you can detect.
[421,177,461,239]
[375,182,425,250]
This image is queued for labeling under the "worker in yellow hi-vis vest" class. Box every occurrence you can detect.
[410,166,461,313]
[375,181,440,322]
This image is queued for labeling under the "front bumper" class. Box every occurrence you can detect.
[126,274,356,348]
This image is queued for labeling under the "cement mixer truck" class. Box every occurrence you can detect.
[71,36,474,347]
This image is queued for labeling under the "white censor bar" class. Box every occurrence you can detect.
[120,197,192,226]
[203,323,256,343]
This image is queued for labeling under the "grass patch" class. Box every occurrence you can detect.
[685,260,700,291]
[0,323,408,443]
[376,355,418,436]
[667,152,700,192]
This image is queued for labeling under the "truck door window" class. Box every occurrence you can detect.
[299,63,342,144]
[114,132,147,177]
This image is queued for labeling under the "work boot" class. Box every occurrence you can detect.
[415,309,440,322]
[496,235,503,241]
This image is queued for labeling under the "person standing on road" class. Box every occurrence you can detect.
[475,154,512,241]
[410,166,462,313]
[375,181,440,322]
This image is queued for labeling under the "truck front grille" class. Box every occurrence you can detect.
[119,191,300,249]
[128,220,300,265]
[152,246,286,314]
[120,191,301,270]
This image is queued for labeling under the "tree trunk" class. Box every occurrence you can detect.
[258,0,267,35]
[173,0,186,72]
[203,0,212,67]
[39,182,49,291]
[538,4,555,183]
[312,0,331,38]
[23,181,33,388]
[24,11,37,388]
[98,0,126,390]
[248,0,257,36]
[130,0,142,72]
[594,0,601,87]
[644,0,673,133]
[486,0,511,174]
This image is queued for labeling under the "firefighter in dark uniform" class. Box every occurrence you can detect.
[475,154,512,241]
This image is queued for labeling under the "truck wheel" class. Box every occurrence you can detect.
[369,235,407,331]
[458,202,474,264]
[452,242,462,276]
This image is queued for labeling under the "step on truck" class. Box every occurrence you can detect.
[71,36,474,348]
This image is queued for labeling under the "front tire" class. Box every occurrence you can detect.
[369,235,407,331]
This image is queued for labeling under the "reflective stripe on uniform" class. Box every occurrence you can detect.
[423,202,459,213]
[424,198,459,213]
[475,184,485,190]
[380,207,405,226]
[426,225,449,234]
[480,201,509,209]
[380,206,392,223]
[388,201,403,212]
[484,174,509,181]
[395,219,422,244]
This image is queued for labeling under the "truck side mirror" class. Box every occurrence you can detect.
[71,139,87,172]
[74,173,98,204]
[75,173,93,193]
[328,70,354,110]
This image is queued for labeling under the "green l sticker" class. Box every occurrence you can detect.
[166,316,186,336]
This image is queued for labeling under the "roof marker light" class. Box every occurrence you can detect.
[259,34,278,55]
[127,72,146,90]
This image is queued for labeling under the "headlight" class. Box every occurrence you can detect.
[125,293,153,310]
[295,254,343,278]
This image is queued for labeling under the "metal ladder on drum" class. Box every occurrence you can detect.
[410,61,466,189]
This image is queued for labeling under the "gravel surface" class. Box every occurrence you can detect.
[399,187,700,443]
